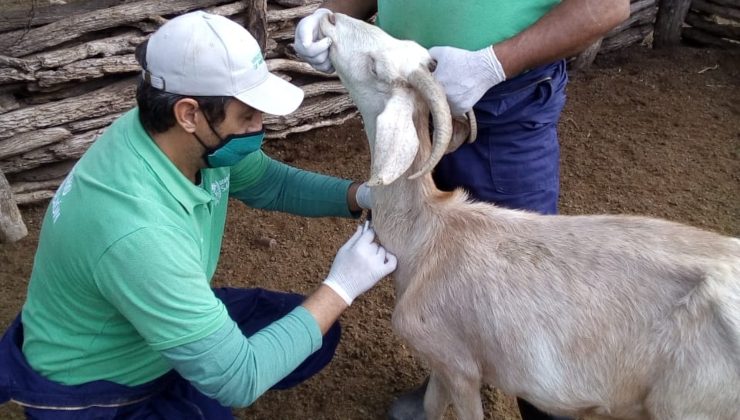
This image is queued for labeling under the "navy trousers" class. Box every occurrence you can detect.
[434,60,567,215]
[0,287,341,419]
[435,60,571,420]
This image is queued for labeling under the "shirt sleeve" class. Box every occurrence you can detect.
[160,306,323,407]
[93,226,228,351]
[229,150,358,218]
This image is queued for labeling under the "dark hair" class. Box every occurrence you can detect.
[134,40,230,134]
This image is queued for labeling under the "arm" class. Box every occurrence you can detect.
[494,0,631,78]
[156,226,395,407]
[430,0,630,115]
[229,150,363,217]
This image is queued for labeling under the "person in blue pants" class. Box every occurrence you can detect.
[0,11,396,419]
[294,1,630,418]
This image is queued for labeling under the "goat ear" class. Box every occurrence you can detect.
[368,92,419,186]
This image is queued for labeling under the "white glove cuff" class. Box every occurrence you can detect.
[355,183,373,210]
[323,278,354,306]
[480,46,507,85]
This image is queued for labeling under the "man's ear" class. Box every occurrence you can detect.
[172,98,199,133]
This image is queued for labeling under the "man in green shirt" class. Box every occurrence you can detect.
[294,1,630,419]
[0,11,396,419]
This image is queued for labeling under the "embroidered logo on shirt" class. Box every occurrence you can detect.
[210,176,230,205]
[52,168,76,223]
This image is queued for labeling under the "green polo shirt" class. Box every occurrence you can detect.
[21,108,350,386]
[377,0,561,50]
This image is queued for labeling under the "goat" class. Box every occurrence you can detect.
[319,12,740,420]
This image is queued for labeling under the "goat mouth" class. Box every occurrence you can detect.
[318,13,337,42]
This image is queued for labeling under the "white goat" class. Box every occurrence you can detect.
[319,13,740,420]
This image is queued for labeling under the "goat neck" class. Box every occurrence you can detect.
[372,101,465,297]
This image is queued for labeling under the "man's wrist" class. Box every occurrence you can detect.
[302,284,349,334]
[347,181,362,213]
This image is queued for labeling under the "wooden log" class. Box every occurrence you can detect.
[246,0,269,52]
[206,1,247,17]
[26,78,128,102]
[0,93,20,113]
[0,0,229,58]
[269,26,298,41]
[0,55,35,72]
[691,0,740,20]
[682,26,740,47]
[654,0,692,47]
[0,0,129,33]
[266,110,358,139]
[11,177,65,195]
[35,55,140,87]
[301,80,346,98]
[0,169,28,243]
[66,113,124,133]
[270,0,321,7]
[267,4,319,22]
[13,190,56,206]
[686,10,740,40]
[0,78,136,140]
[0,68,35,84]
[704,0,740,7]
[602,24,654,52]
[0,129,103,175]
[607,0,659,37]
[30,31,146,69]
[25,77,120,104]
[264,94,355,129]
[571,38,603,71]
[0,127,72,160]
[7,160,77,183]
[267,58,336,77]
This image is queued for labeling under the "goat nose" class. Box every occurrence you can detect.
[428,59,437,73]
[328,12,336,25]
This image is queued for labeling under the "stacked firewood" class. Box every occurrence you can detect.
[0,0,354,209]
[0,0,704,242]
[683,0,740,48]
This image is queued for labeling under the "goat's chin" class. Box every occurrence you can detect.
[367,173,400,186]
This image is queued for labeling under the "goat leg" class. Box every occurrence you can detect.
[423,371,451,420]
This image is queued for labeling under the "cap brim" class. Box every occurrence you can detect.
[234,73,304,116]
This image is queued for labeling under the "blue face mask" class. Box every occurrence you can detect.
[194,116,264,168]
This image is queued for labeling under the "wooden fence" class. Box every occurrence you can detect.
[0,0,736,242]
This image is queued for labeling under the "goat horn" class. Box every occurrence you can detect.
[406,67,452,180]
[466,110,478,143]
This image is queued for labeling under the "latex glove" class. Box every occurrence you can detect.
[294,8,334,73]
[324,222,397,305]
[428,45,506,116]
[355,182,373,210]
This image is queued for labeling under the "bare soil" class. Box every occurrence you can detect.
[1,45,738,420]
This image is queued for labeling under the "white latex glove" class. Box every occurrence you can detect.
[324,222,397,305]
[355,182,373,210]
[294,8,334,73]
[428,45,506,116]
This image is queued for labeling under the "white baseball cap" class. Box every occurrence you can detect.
[143,11,303,116]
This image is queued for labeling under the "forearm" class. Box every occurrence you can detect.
[160,309,323,407]
[320,0,376,19]
[494,0,630,78]
[301,284,349,334]
[231,156,358,218]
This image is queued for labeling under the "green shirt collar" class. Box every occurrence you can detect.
[125,108,214,213]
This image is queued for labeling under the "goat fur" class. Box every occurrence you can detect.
[321,13,740,420]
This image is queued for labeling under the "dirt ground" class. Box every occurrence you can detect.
[1,45,738,419]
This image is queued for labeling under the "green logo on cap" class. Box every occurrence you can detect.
[251,53,264,69]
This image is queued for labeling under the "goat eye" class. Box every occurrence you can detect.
[428,59,437,73]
